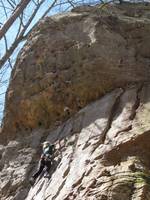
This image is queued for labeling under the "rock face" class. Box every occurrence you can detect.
[25,84,150,200]
[2,84,150,200]
[2,3,150,137]
[1,3,150,200]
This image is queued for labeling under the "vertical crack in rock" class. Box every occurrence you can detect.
[101,91,124,144]
[101,89,125,143]
[91,88,124,154]
[115,84,144,139]
[129,84,143,121]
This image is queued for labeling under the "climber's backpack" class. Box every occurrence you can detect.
[43,144,55,162]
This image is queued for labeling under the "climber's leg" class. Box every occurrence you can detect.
[44,160,51,178]
[30,159,45,185]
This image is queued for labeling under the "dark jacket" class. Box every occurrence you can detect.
[41,145,55,161]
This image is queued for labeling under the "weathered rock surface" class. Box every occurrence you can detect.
[1,3,150,200]
[2,3,150,137]
[24,84,150,200]
[1,84,150,200]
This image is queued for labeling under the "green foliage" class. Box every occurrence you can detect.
[134,172,150,185]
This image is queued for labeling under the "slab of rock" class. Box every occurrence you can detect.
[1,83,150,200]
[25,84,150,200]
[1,3,150,200]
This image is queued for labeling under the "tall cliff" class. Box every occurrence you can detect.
[1,3,150,200]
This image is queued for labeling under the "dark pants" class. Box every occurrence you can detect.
[32,158,51,180]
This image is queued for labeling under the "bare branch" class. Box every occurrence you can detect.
[6,0,16,8]
[0,0,46,69]
[66,0,76,8]
[0,0,31,40]
[0,35,22,68]
[0,0,9,18]
[40,0,58,19]
[0,92,6,96]
[16,13,25,39]
[32,0,38,6]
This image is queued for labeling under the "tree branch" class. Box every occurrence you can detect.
[0,0,31,40]
[0,0,46,69]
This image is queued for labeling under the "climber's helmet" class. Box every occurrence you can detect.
[42,141,51,149]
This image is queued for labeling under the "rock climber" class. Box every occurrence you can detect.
[30,141,55,185]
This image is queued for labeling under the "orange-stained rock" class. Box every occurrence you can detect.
[2,3,150,138]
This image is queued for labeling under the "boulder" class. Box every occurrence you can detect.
[2,3,150,137]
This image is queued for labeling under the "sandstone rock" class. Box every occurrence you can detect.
[24,84,150,200]
[1,84,150,199]
[2,3,150,138]
[0,130,44,200]
[1,3,150,200]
